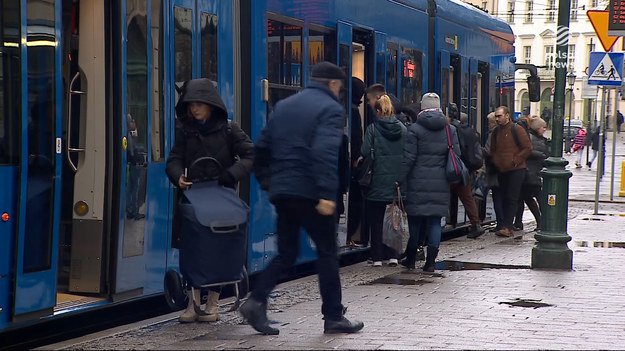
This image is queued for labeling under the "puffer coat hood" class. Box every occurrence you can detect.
[175,78,228,121]
[351,77,366,105]
[416,108,447,131]
[375,116,405,141]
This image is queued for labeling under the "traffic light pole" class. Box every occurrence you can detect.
[532,0,573,269]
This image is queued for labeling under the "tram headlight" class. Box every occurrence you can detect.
[74,201,89,216]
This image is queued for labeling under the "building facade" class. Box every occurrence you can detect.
[465,0,622,127]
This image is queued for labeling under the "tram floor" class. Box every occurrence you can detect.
[54,293,106,313]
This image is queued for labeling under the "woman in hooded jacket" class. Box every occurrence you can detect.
[360,94,407,267]
[398,93,460,272]
[165,78,254,323]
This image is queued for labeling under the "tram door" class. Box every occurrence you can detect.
[5,0,63,320]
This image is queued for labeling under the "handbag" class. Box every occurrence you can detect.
[471,168,488,201]
[445,125,470,186]
[357,124,375,190]
[382,186,409,255]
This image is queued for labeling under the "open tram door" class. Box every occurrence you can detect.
[2,0,64,323]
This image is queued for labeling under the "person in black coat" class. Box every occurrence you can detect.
[241,62,364,336]
[165,78,254,324]
[346,77,366,246]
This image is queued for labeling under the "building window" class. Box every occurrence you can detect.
[525,1,533,22]
[568,45,576,71]
[591,0,598,8]
[482,1,488,10]
[589,42,595,53]
[523,46,532,64]
[507,1,515,23]
[547,0,556,21]
[545,45,554,70]
[571,0,578,20]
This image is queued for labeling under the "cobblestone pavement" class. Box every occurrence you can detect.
[47,139,625,350]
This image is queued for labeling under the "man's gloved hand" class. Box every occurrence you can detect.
[218,172,236,187]
[316,199,336,216]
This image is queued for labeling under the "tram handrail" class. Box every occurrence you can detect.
[67,71,85,172]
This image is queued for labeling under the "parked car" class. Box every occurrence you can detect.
[563,119,583,143]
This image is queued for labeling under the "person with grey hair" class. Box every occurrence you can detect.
[242,62,364,335]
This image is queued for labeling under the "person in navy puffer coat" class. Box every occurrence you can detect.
[398,93,461,272]
[242,62,364,336]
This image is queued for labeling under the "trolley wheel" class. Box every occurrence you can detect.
[237,265,249,299]
[164,270,187,310]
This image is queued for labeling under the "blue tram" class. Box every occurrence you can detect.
[0,0,515,333]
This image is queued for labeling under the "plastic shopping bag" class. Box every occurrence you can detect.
[382,188,409,255]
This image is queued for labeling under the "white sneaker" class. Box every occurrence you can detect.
[388,258,398,267]
[372,261,382,267]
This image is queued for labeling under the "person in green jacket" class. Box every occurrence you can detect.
[359,94,406,267]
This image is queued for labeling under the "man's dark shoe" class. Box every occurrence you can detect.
[467,224,485,239]
[324,316,364,334]
[415,247,425,261]
[239,298,279,335]
[513,223,523,231]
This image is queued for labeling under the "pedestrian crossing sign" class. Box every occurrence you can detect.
[588,52,624,86]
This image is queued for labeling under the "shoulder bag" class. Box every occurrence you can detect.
[445,125,470,186]
[357,124,375,191]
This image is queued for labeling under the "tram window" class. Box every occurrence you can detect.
[471,73,478,124]
[23,0,56,273]
[441,67,449,115]
[124,0,148,258]
[308,25,336,77]
[267,18,302,86]
[151,0,164,162]
[200,12,217,84]
[338,43,350,112]
[461,71,469,115]
[400,47,422,106]
[0,2,21,166]
[386,43,398,97]
[174,6,192,91]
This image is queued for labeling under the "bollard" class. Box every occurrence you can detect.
[619,161,625,197]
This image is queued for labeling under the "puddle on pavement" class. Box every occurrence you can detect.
[369,275,433,285]
[499,298,553,309]
[436,260,530,271]
[573,241,625,248]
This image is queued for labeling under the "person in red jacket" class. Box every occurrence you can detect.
[571,128,587,168]
[490,106,532,237]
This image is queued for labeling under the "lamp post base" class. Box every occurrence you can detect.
[532,156,573,270]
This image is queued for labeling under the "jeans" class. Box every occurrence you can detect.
[407,215,442,250]
[250,198,344,321]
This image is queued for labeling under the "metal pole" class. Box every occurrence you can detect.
[532,0,573,270]
[594,87,606,215]
[610,92,618,200]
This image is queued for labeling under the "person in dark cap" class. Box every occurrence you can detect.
[166,78,254,323]
[346,76,367,247]
[241,62,364,335]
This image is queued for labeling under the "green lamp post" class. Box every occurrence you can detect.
[531,0,573,270]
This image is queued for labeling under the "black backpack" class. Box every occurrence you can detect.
[451,120,484,172]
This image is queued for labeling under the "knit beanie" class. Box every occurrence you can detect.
[421,92,441,110]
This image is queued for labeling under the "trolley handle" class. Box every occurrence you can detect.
[186,156,224,183]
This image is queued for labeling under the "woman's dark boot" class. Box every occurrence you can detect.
[415,247,425,261]
[422,247,439,272]
[401,248,417,270]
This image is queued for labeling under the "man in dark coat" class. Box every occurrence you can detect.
[165,78,254,324]
[241,62,364,335]
[346,77,366,246]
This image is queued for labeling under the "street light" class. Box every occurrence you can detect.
[565,72,576,152]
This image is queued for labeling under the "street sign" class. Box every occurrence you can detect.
[581,76,598,99]
[588,52,624,86]
[587,10,620,52]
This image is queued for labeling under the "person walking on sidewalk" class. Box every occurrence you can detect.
[359,94,407,267]
[571,127,587,168]
[490,106,532,237]
[447,102,485,239]
[165,78,254,323]
[241,62,364,335]
[398,93,459,272]
[513,117,547,232]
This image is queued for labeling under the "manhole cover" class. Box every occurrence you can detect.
[499,298,553,308]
